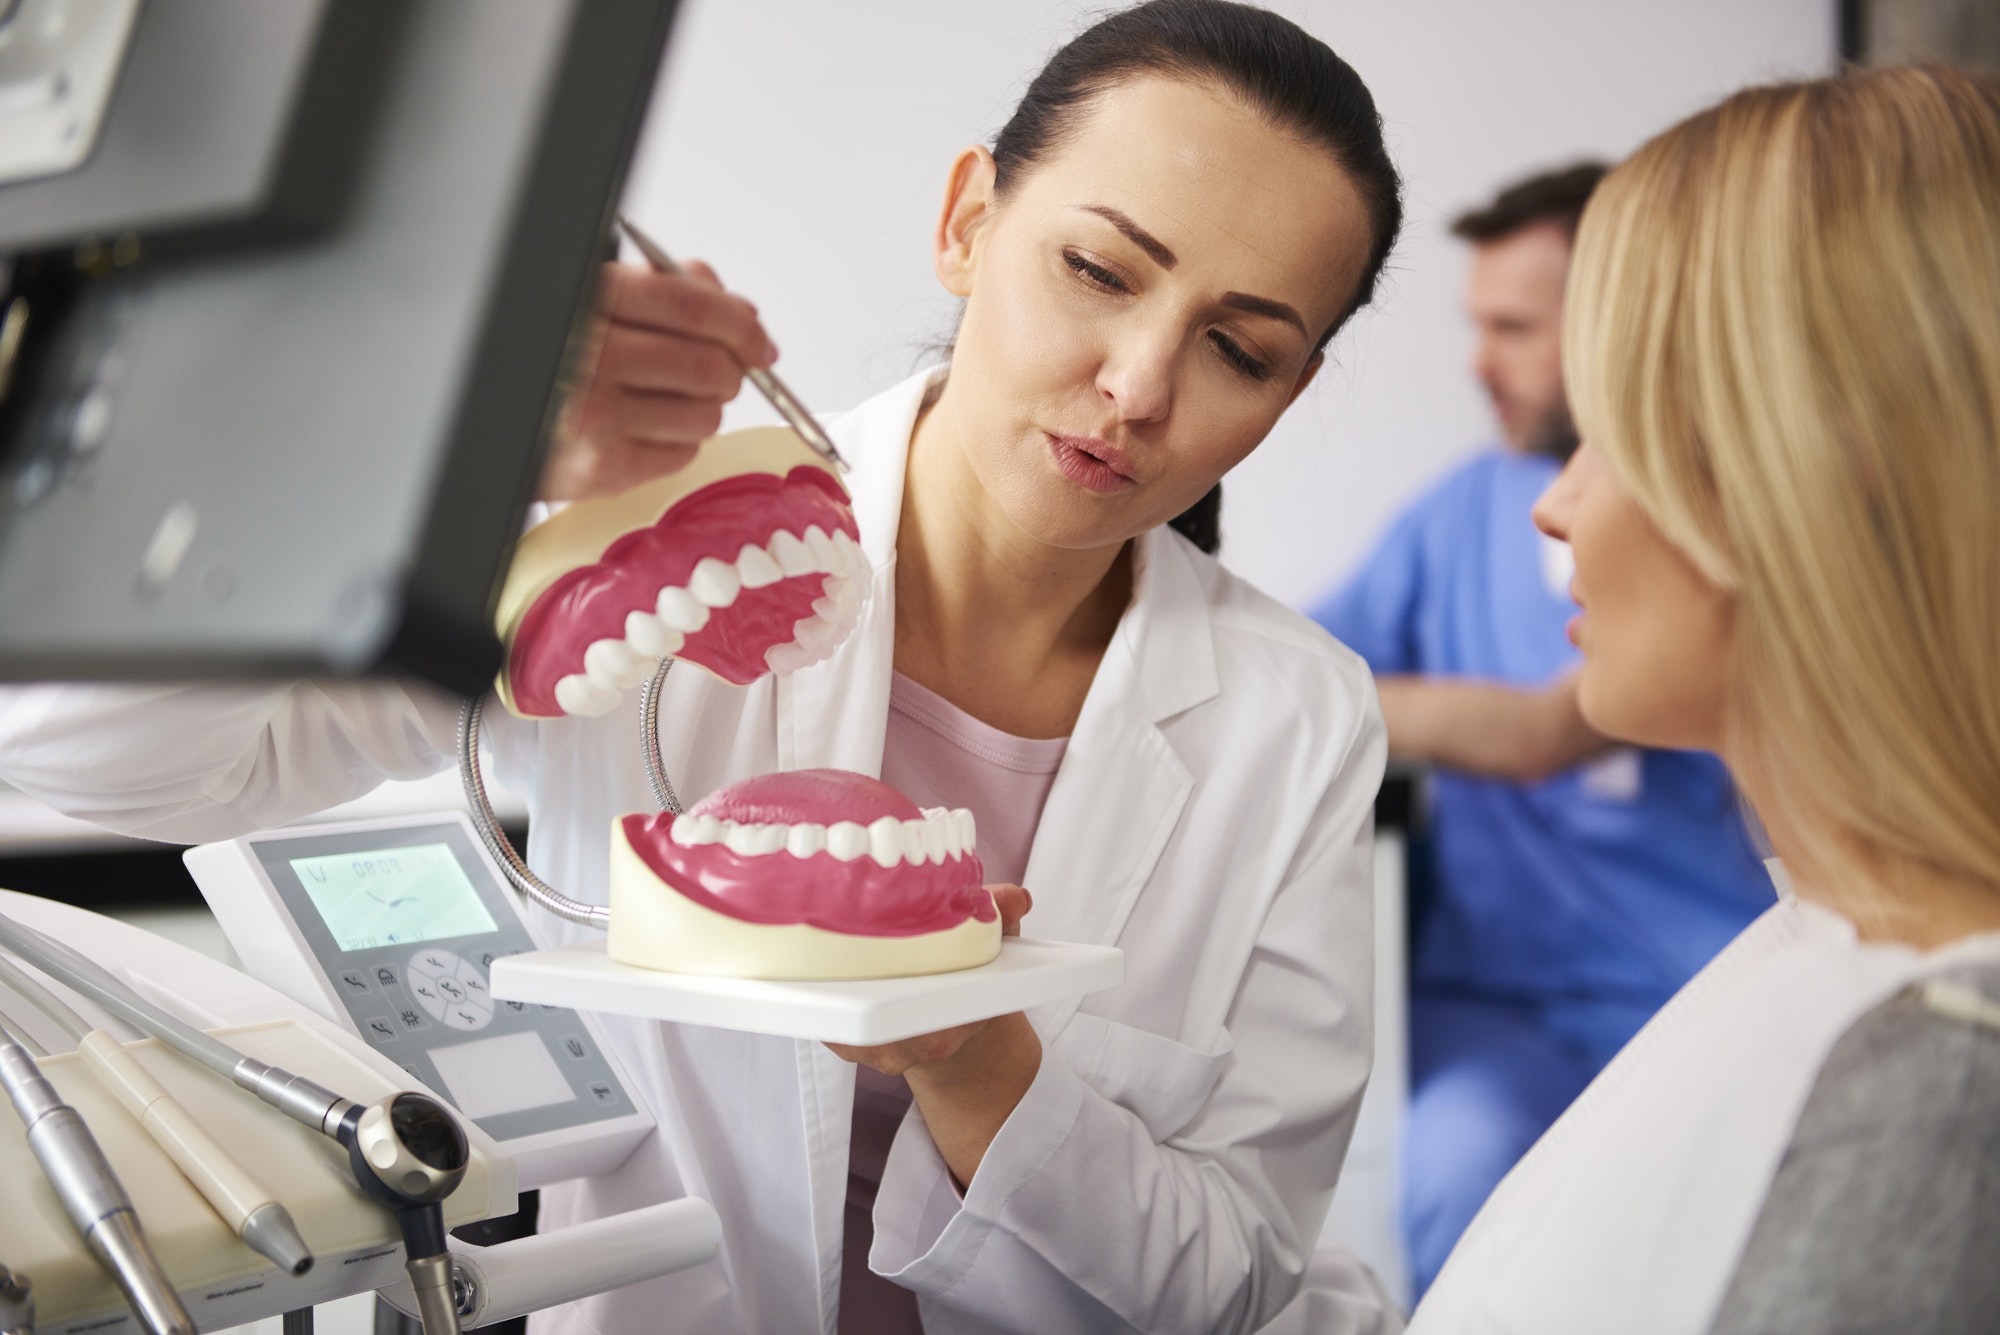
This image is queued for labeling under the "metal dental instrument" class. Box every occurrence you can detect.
[0,1010,193,1335]
[0,1262,33,1335]
[613,214,851,473]
[0,915,471,1335]
[0,953,314,1277]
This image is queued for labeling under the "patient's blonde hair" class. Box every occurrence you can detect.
[1565,65,2000,907]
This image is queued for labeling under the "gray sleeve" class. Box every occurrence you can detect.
[1708,962,2000,1335]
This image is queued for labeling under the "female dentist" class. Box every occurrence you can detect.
[1409,65,2000,1333]
[0,3,1403,1332]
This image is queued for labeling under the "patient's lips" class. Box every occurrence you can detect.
[494,427,871,719]
[620,769,994,937]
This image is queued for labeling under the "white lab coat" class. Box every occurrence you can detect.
[1409,874,2000,1335]
[0,369,1387,1335]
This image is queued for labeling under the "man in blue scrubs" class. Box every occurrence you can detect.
[1312,164,1774,1297]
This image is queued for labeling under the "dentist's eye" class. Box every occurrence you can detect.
[1210,331,1273,382]
[1063,250,1128,293]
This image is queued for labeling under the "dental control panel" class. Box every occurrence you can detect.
[185,813,651,1185]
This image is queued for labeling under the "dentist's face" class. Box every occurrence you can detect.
[930,76,1373,550]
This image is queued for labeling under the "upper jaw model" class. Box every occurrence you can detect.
[611,769,1001,979]
[494,425,869,719]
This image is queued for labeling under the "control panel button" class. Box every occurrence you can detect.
[588,1081,618,1106]
[362,1016,397,1043]
[559,1035,589,1061]
[396,1007,429,1032]
[338,969,372,996]
[409,977,447,1021]
[374,965,400,989]
[441,1001,492,1031]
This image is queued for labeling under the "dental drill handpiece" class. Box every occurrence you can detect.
[0,915,472,1335]
[0,954,314,1277]
[0,1262,34,1335]
[0,1015,193,1335]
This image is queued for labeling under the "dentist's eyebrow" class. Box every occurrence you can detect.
[1079,206,1177,269]
[1219,291,1307,337]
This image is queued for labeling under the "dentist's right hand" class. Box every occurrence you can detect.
[539,259,778,502]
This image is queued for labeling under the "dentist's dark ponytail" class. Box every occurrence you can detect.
[991,0,1403,555]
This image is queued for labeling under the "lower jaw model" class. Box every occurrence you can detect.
[492,427,999,980]
[611,769,1000,979]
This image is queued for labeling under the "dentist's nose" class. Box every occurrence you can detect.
[1096,331,1174,425]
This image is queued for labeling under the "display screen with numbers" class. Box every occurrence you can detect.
[292,843,500,951]
[232,819,634,1143]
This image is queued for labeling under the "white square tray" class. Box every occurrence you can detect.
[489,937,1124,1045]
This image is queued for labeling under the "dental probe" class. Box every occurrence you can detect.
[0,917,471,1335]
[613,214,852,473]
[0,1012,194,1335]
[0,1262,33,1335]
[0,954,315,1277]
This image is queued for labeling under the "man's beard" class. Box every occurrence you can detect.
[1521,396,1580,462]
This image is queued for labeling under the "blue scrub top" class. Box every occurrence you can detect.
[1314,451,1773,1023]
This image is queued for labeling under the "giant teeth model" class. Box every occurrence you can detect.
[494,426,869,719]
[611,769,1000,979]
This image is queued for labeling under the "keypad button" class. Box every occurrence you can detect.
[409,977,448,1021]
[558,1035,589,1061]
[362,1016,397,1043]
[338,970,372,996]
[395,1007,429,1033]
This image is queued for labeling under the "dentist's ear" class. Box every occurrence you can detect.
[933,146,999,298]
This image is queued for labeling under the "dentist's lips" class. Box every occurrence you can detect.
[1048,433,1136,495]
[619,769,995,937]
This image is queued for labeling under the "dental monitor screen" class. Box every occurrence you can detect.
[293,844,500,953]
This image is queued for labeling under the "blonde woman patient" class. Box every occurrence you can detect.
[1407,65,2000,1334]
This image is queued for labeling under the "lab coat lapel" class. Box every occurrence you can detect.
[1020,528,1219,1035]
[773,370,930,1334]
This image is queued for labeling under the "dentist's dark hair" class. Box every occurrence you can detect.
[989,0,1403,554]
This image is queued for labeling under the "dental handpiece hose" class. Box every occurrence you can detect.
[0,914,469,1335]
[0,955,314,1277]
[0,1014,193,1335]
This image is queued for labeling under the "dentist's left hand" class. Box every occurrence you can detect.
[539,259,778,502]
[824,884,1042,1188]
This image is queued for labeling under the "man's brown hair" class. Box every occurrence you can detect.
[1451,161,1607,243]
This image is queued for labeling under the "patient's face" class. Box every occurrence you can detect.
[1533,445,1736,752]
[930,75,1373,551]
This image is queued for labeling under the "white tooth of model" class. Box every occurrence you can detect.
[689,558,741,608]
[831,530,864,576]
[786,823,827,858]
[625,610,682,658]
[656,586,711,633]
[555,675,620,718]
[724,822,762,856]
[867,817,904,869]
[803,526,836,569]
[736,543,784,589]
[954,809,977,854]
[792,615,836,651]
[826,821,869,861]
[902,819,929,865]
[690,814,723,844]
[923,818,950,864]
[753,823,788,855]
[669,816,703,847]
[765,642,810,675]
[584,637,638,686]
[811,591,841,622]
[770,529,815,577]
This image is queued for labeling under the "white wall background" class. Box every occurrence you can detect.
[622,1,1835,608]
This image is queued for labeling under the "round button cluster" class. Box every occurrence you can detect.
[406,948,493,1031]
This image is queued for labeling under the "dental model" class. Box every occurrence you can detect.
[609,769,1000,979]
[494,426,869,718]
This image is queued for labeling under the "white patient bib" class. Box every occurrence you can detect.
[1411,879,2000,1335]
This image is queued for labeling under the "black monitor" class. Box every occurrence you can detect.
[0,0,680,696]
